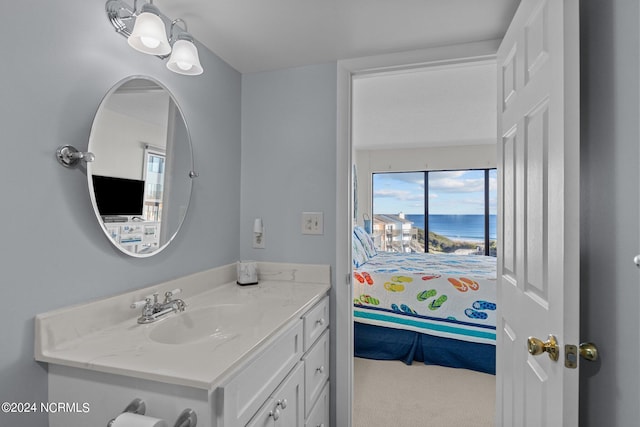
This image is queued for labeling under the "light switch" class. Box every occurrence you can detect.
[302,212,323,235]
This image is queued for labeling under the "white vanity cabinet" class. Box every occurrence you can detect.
[36,264,331,427]
[220,296,330,427]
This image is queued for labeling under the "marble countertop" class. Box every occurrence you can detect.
[35,263,330,390]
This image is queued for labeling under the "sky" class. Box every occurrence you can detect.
[372,169,497,215]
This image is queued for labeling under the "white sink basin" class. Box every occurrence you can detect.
[148,304,260,345]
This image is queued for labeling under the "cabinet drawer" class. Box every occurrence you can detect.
[223,320,303,427]
[305,381,329,427]
[303,296,329,352]
[303,329,329,418]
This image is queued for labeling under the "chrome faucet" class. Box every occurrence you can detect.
[131,288,186,324]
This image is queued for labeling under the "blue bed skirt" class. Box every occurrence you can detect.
[354,322,496,375]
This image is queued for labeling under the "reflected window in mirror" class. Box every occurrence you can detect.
[143,145,166,223]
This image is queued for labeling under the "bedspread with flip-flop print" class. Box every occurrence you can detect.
[353,252,497,346]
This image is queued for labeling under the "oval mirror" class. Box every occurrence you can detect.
[87,76,194,257]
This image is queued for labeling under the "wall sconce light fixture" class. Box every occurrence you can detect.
[106,0,204,76]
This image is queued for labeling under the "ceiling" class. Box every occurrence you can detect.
[352,62,497,150]
[153,0,518,151]
[154,0,520,74]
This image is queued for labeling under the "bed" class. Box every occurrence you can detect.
[352,226,497,375]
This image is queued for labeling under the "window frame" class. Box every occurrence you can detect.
[371,168,497,256]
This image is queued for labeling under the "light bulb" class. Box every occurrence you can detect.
[140,36,161,49]
[176,61,193,71]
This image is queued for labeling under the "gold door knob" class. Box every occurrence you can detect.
[579,342,599,361]
[527,335,559,361]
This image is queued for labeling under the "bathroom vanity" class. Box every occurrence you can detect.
[35,262,331,427]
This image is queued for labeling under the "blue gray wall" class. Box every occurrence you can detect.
[580,0,640,425]
[240,64,337,265]
[240,63,338,425]
[0,1,241,426]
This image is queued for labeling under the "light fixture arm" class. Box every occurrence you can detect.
[129,0,158,17]
[153,18,191,59]
[169,18,189,41]
[106,0,164,39]
[158,18,195,60]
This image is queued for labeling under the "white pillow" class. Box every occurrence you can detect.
[354,226,377,258]
[352,236,369,268]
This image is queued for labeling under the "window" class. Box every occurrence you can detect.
[142,146,166,222]
[372,169,497,256]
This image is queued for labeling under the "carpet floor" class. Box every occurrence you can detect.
[353,357,496,427]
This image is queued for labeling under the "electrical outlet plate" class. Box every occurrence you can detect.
[302,212,323,235]
[253,229,265,249]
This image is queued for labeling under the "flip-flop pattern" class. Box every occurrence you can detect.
[472,300,496,311]
[448,277,468,292]
[448,277,481,292]
[391,303,416,314]
[464,300,496,320]
[362,272,374,285]
[460,277,480,291]
[384,282,405,292]
[464,308,488,319]
[428,295,448,311]
[357,294,379,305]
[416,289,437,301]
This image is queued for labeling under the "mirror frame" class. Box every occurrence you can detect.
[87,75,195,258]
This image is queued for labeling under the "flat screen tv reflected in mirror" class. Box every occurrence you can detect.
[91,175,145,218]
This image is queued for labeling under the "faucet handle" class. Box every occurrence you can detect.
[168,288,182,296]
[130,297,150,309]
[164,288,182,302]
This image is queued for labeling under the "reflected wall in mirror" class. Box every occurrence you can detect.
[87,76,194,257]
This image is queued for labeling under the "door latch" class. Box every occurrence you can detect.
[565,342,599,369]
[565,345,578,368]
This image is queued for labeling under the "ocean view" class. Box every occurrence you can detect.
[404,214,497,242]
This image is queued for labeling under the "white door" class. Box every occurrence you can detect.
[496,0,580,425]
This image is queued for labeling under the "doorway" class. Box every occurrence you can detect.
[335,41,502,427]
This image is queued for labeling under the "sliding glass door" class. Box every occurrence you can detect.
[372,169,496,256]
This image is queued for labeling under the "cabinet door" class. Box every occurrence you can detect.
[273,362,304,427]
[247,397,276,427]
[305,382,329,427]
[246,363,304,427]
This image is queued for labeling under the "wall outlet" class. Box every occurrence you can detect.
[302,212,323,235]
[253,229,265,249]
